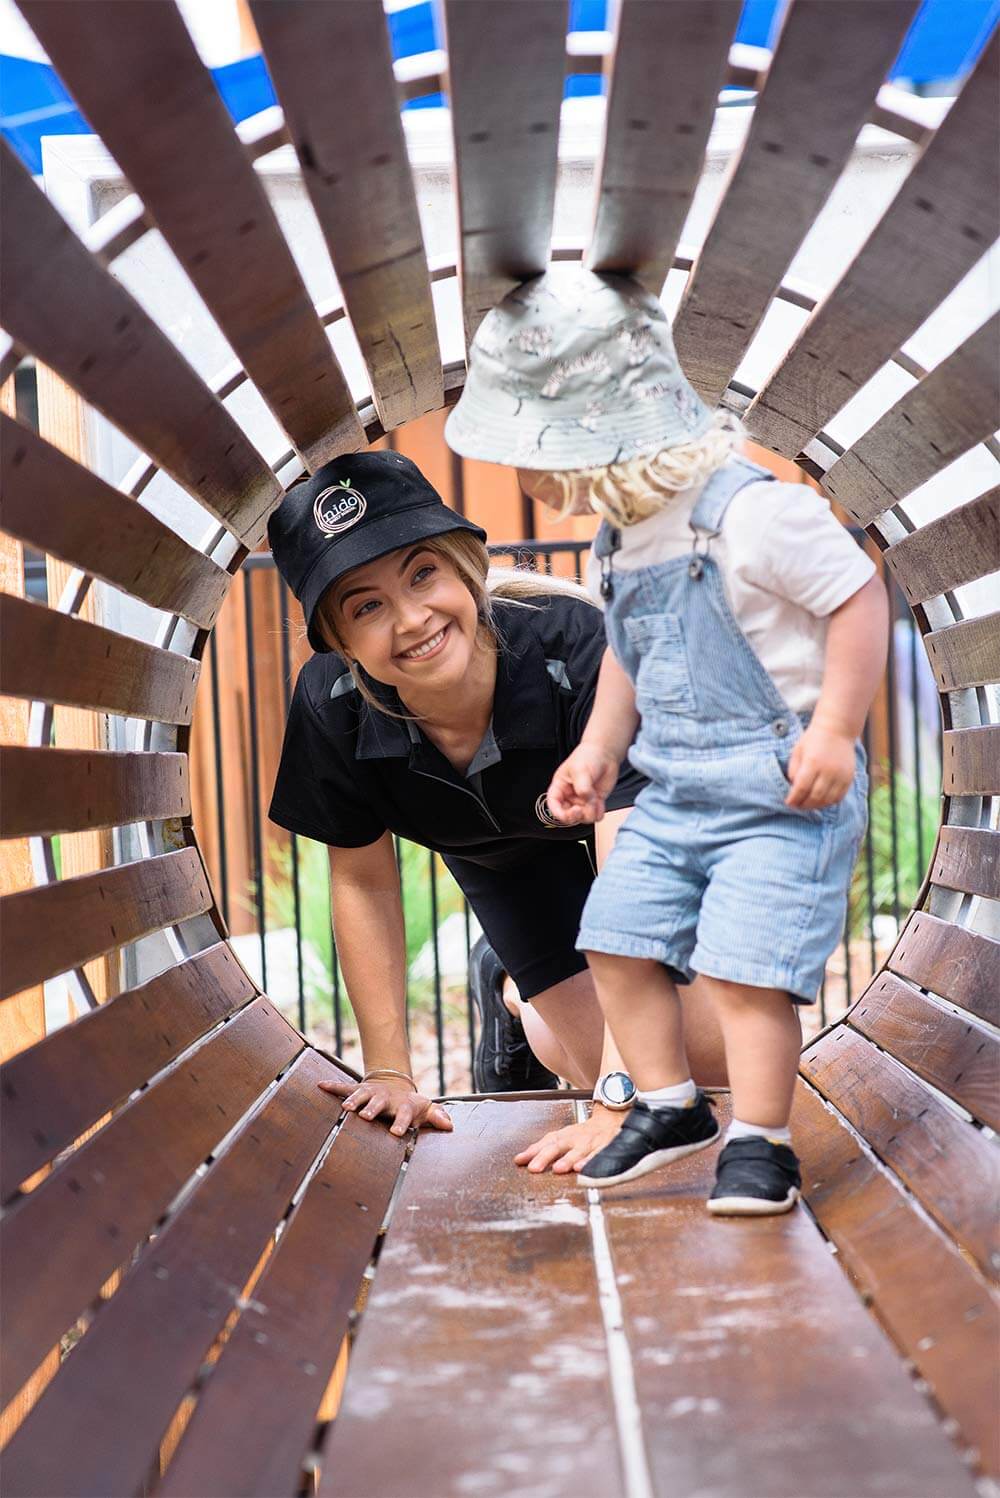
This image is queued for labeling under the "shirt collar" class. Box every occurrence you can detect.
[354,601,559,762]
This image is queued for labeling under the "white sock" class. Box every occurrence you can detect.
[637,1079,698,1111]
[727,1118,792,1145]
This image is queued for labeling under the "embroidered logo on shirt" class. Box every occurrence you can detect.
[535,793,561,828]
[314,478,367,535]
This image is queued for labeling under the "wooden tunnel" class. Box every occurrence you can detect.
[0,2,998,1494]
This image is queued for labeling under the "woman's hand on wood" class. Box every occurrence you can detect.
[513,1105,626,1174]
[318,1076,454,1137]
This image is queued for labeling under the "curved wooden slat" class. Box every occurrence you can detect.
[823,314,1000,527]
[0,143,280,548]
[801,1027,999,1278]
[923,612,1000,692]
[159,1113,406,1498]
[0,747,189,839]
[0,847,211,1001]
[443,0,568,343]
[0,997,301,1413]
[250,0,442,433]
[849,972,1000,1131]
[748,33,1000,455]
[942,726,1000,796]
[585,0,740,290]
[931,826,1000,901]
[883,487,1000,606]
[4,1052,340,1498]
[0,414,229,629]
[889,911,1000,1027]
[793,1081,999,1476]
[0,944,256,1202]
[673,0,919,405]
[0,594,200,725]
[19,0,363,472]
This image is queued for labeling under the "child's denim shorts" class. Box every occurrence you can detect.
[577,743,868,1004]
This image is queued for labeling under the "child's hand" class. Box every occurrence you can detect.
[784,722,857,810]
[546,744,620,825]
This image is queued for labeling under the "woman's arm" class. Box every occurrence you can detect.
[318,833,452,1135]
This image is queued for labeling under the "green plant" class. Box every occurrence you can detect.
[261,833,465,1016]
[849,768,940,937]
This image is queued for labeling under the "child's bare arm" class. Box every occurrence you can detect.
[786,574,888,809]
[548,648,638,823]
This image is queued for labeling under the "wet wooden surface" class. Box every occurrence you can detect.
[602,1093,976,1497]
[319,1101,626,1498]
[793,1080,1000,1476]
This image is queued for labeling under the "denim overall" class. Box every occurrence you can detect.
[577,458,868,1002]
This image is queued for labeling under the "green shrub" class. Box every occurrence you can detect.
[849,768,940,937]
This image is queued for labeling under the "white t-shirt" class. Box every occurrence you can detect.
[585,476,876,715]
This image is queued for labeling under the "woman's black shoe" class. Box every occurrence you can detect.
[577,1094,719,1187]
[707,1137,801,1216]
[468,935,559,1093]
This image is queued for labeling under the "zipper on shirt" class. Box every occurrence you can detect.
[411,765,502,833]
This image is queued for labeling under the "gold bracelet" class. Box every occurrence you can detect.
[363,1067,416,1088]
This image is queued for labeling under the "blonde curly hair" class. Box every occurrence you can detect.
[529,412,743,527]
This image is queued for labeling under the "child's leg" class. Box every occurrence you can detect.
[577,951,719,1188]
[697,975,803,1215]
[584,951,688,1088]
[699,977,801,1130]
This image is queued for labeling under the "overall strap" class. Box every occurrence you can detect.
[593,518,621,601]
[689,457,774,536]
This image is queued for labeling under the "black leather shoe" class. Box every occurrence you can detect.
[468,935,559,1093]
[708,1137,801,1215]
[578,1094,719,1187]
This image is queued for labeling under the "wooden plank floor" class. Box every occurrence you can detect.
[322,1098,978,1497]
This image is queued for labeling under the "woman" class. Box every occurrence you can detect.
[268,449,724,1172]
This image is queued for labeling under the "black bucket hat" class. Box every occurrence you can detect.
[267,451,487,652]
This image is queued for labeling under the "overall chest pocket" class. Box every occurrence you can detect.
[623,612,696,715]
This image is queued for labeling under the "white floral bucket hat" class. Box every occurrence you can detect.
[445,264,712,471]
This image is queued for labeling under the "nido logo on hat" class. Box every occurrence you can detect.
[313,477,367,535]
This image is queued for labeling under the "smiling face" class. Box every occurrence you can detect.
[325,543,483,700]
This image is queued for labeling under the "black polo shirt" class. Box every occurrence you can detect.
[269,594,644,869]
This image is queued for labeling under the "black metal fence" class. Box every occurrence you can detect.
[201,538,941,1096]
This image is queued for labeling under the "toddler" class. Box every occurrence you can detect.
[446,266,887,1214]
